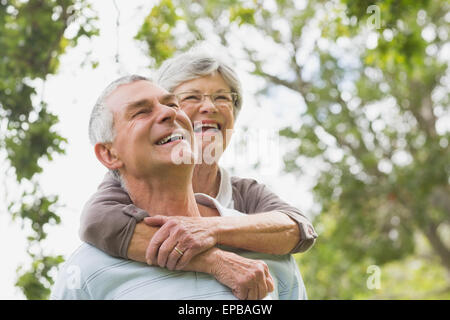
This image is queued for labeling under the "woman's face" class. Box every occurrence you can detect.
[173,72,235,164]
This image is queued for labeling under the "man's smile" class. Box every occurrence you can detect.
[156,132,185,145]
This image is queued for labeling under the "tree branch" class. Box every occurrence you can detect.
[423,222,450,273]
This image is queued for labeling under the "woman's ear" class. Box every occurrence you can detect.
[94,142,123,170]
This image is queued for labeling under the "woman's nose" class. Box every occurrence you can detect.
[198,96,218,114]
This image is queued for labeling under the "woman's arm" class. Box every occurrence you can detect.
[79,171,148,258]
[80,172,316,280]
[141,177,317,270]
[231,176,318,254]
[143,177,317,267]
[211,211,301,255]
[143,211,301,270]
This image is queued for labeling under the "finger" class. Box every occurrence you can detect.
[253,269,267,300]
[264,268,275,293]
[144,215,168,226]
[233,288,248,300]
[247,286,258,300]
[257,276,268,300]
[145,225,171,264]
[166,244,185,270]
[174,247,199,270]
[157,236,178,268]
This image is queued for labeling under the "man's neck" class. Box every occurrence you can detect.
[124,170,201,217]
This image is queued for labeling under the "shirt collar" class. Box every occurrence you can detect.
[214,166,233,208]
[193,166,233,209]
[194,193,242,217]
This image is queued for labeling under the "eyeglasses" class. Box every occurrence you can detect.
[175,92,238,108]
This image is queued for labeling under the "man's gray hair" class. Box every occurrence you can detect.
[156,45,243,118]
[88,74,151,185]
[88,74,151,146]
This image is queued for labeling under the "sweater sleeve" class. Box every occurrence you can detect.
[231,177,318,254]
[79,171,149,259]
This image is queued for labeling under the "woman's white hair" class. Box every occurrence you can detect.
[156,44,243,118]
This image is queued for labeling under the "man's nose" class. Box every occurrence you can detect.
[155,103,177,124]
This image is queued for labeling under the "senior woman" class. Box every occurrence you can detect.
[79,47,317,299]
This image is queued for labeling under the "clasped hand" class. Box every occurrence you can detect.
[144,215,216,270]
[143,215,274,300]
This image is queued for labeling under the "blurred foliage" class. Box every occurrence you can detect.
[136,0,450,298]
[0,0,97,299]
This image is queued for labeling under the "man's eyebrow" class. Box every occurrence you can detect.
[124,99,152,110]
[123,94,177,113]
[160,93,178,103]
[122,99,153,117]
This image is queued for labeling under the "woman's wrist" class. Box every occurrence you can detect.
[185,247,222,274]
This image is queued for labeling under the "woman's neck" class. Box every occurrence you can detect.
[192,163,221,197]
[123,170,201,217]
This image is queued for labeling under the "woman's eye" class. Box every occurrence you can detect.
[215,95,230,101]
[184,95,201,101]
[168,103,179,108]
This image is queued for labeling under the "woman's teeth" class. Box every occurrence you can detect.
[194,123,220,133]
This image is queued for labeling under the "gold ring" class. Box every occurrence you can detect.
[174,247,184,256]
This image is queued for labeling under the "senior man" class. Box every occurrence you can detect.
[51,75,306,300]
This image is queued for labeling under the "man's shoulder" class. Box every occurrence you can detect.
[58,243,130,284]
[66,243,122,266]
[51,243,128,300]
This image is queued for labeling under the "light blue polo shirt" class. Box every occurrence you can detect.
[51,193,307,300]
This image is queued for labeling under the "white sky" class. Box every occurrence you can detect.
[0,0,316,299]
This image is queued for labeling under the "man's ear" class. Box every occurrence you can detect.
[94,142,123,170]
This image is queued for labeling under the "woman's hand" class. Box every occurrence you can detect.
[143,215,218,270]
[209,249,275,300]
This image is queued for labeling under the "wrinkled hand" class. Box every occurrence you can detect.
[143,215,217,270]
[211,250,275,300]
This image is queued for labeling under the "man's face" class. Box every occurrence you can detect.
[105,80,194,179]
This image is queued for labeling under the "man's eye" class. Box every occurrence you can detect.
[133,109,148,117]
[168,103,179,108]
